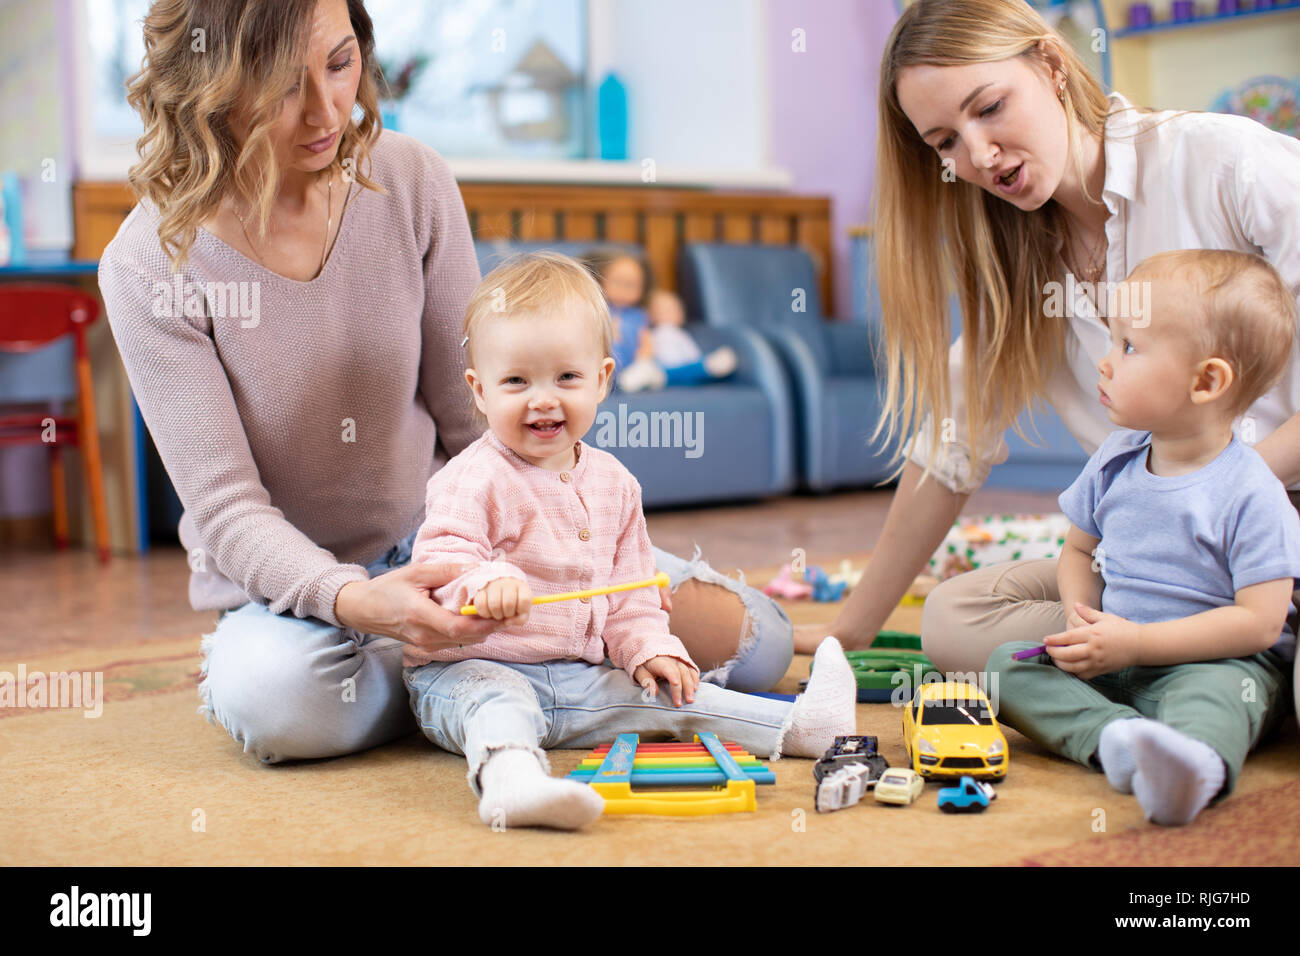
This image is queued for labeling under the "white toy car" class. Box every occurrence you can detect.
[815,763,874,813]
[873,767,925,806]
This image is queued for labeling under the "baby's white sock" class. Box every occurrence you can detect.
[1097,717,1139,793]
[1129,720,1226,827]
[477,748,604,830]
[778,636,857,758]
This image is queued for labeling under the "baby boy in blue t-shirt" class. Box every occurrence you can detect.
[989,249,1300,826]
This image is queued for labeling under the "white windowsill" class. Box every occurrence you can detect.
[79,149,792,191]
[446,158,793,190]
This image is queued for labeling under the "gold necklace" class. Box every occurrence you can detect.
[235,171,335,276]
[1072,222,1107,285]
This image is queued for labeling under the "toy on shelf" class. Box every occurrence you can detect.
[902,681,1009,780]
[460,571,669,615]
[813,735,889,785]
[936,775,997,814]
[566,732,774,816]
[928,513,1071,581]
[802,631,937,703]
[874,767,925,806]
[815,764,875,813]
[1210,75,1300,138]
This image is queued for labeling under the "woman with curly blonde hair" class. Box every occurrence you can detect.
[797,0,1300,694]
[99,0,793,765]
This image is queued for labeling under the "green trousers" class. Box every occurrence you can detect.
[987,641,1292,800]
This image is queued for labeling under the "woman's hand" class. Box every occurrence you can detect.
[334,563,500,655]
[794,622,842,654]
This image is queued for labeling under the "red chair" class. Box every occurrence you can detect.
[0,283,110,563]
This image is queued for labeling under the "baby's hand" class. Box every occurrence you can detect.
[1064,603,1088,630]
[633,656,699,707]
[469,578,532,626]
[1043,603,1141,680]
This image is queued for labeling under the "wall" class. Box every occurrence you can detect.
[589,0,770,171]
[766,0,898,316]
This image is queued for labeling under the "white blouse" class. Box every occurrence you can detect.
[905,91,1300,493]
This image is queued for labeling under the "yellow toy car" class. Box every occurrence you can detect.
[873,767,925,806]
[901,681,1008,780]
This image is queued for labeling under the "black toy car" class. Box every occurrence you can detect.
[812,735,889,785]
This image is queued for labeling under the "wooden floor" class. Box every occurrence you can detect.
[4,484,1063,652]
[12,485,1300,868]
[644,484,1064,574]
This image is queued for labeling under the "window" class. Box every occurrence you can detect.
[78,0,589,176]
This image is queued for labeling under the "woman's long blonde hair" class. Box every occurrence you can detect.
[125,0,388,270]
[872,0,1116,487]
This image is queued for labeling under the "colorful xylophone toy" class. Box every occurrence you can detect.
[567,732,775,816]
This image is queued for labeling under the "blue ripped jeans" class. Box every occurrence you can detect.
[404,658,794,795]
[196,530,794,763]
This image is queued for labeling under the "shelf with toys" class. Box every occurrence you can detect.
[1111,0,1300,37]
[1094,0,1300,111]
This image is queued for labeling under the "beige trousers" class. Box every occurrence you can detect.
[921,492,1300,715]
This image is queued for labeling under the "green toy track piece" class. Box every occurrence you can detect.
[865,630,923,651]
[804,631,936,702]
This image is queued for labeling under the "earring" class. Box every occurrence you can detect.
[1057,76,1067,101]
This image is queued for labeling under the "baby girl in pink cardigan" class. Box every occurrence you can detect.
[402,252,855,830]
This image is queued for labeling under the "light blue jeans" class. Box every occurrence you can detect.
[197,528,794,763]
[404,657,794,795]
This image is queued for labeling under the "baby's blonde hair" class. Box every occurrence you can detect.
[463,252,614,370]
[1134,249,1297,419]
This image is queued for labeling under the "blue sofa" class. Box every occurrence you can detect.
[850,230,1089,491]
[678,243,902,492]
[474,240,796,507]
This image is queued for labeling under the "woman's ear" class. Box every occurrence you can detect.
[1190,357,1234,406]
[465,367,489,415]
[1033,38,1068,86]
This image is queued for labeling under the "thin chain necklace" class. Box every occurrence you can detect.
[235,170,335,277]
[1072,225,1107,286]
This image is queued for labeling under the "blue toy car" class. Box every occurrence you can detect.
[936,775,997,813]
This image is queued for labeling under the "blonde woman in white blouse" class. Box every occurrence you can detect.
[802,0,1300,703]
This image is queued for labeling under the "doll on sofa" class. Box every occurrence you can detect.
[579,247,736,393]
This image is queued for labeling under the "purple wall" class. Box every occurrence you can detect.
[766,0,898,316]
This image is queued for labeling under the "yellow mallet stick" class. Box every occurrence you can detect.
[460,571,670,615]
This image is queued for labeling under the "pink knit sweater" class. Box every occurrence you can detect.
[406,430,697,681]
[97,131,482,625]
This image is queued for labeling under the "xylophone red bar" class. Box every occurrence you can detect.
[587,742,748,754]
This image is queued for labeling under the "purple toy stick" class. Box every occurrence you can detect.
[1012,644,1050,660]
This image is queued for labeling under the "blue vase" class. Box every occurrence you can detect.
[1,172,24,266]
[381,103,400,133]
[597,73,628,161]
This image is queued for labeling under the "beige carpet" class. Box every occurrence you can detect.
[5,558,1299,866]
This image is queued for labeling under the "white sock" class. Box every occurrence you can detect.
[778,636,857,758]
[1129,720,1226,827]
[704,346,737,377]
[477,748,604,830]
[1097,717,1139,794]
[617,359,666,393]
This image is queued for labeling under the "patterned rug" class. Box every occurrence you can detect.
[3,558,1298,866]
